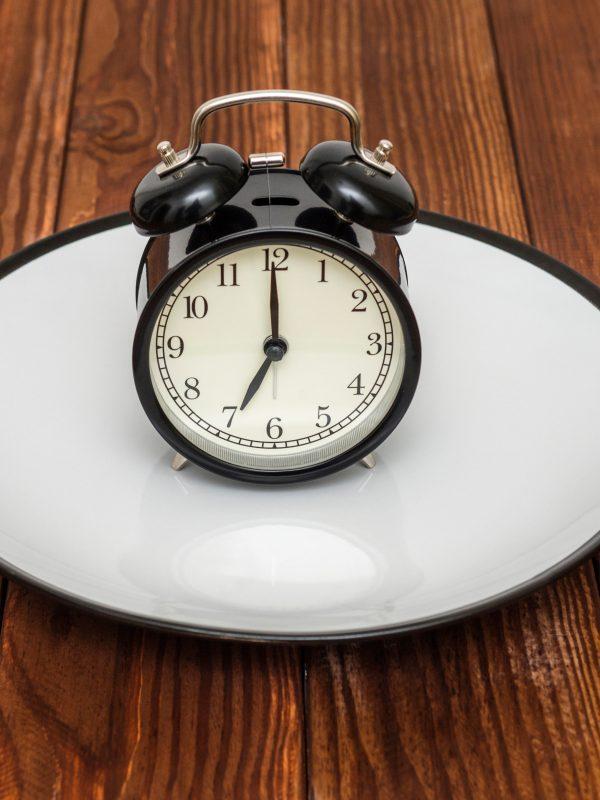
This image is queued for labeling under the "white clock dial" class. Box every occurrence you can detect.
[148,241,406,471]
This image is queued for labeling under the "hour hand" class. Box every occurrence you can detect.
[240,356,272,410]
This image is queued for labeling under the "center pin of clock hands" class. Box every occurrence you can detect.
[240,267,287,410]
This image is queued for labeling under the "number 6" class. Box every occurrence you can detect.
[267,417,283,439]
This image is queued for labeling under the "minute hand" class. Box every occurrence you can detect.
[240,268,281,411]
[270,267,279,340]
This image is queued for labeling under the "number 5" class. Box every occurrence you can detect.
[316,405,331,428]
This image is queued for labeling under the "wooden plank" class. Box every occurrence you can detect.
[0,586,304,798]
[285,0,527,239]
[306,566,600,800]
[485,3,600,790]
[285,1,600,797]
[58,0,287,227]
[0,2,83,790]
[487,0,600,280]
[0,1,306,797]
[0,0,84,256]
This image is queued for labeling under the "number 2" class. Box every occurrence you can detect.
[351,289,367,312]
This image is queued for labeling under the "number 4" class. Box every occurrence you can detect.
[347,374,364,395]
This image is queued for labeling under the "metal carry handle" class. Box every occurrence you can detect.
[155,89,395,176]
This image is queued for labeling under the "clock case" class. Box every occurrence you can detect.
[132,163,421,484]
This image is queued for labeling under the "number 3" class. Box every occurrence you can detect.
[367,332,382,355]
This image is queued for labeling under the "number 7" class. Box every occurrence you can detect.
[222,406,238,428]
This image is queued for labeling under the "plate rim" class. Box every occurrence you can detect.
[0,209,598,643]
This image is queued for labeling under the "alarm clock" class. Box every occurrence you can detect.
[131,90,421,484]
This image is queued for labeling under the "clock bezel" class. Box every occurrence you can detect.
[133,227,421,484]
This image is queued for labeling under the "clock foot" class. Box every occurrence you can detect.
[171,452,189,471]
[360,452,376,469]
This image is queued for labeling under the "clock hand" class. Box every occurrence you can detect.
[269,267,283,400]
[240,356,272,410]
[240,338,287,410]
[241,273,283,411]
[270,266,279,340]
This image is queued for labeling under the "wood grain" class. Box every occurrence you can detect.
[487,0,600,280]
[0,0,84,256]
[0,1,306,798]
[285,1,600,797]
[0,4,83,789]
[0,586,304,798]
[285,0,527,239]
[58,0,287,227]
[305,565,600,800]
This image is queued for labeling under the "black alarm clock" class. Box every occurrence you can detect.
[131,90,421,483]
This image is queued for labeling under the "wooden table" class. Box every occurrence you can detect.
[0,1,598,797]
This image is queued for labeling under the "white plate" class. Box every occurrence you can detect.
[0,213,598,641]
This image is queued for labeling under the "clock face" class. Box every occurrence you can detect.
[145,237,410,474]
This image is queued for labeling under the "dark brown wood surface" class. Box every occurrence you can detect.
[0,0,598,797]
[0,0,84,254]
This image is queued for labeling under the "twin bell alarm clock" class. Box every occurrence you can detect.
[131,90,421,483]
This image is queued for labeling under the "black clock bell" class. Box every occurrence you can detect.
[131,89,421,484]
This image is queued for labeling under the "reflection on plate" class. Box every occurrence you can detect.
[125,454,422,621]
